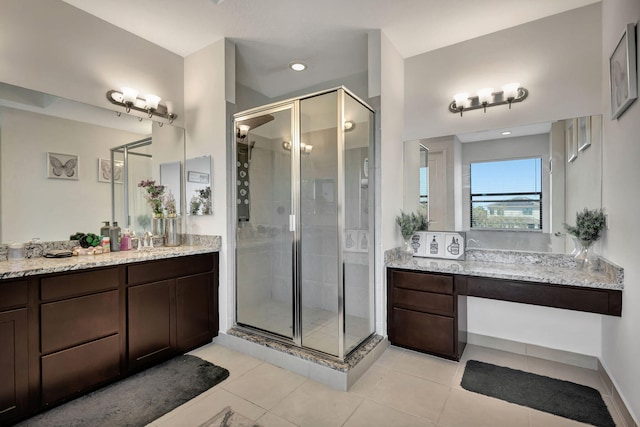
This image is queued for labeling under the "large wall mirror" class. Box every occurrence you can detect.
[404,116,603,253]
[0,82,185,243]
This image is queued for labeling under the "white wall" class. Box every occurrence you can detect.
[404,3,602,141]
[403,4,605,359]
[0,0,184,125]
[373,30,405,334]
[600,0,640,422]
[184,39,234,331]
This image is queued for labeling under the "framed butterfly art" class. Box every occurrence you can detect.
[98,158,124,184]
[46,152,79,180]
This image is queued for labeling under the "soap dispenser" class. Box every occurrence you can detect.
[110,221,121,252]
[100,221,110,238]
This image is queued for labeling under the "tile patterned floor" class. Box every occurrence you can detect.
[147,343,628,427]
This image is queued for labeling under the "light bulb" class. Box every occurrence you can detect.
[477,88,494,105]
[145,94,161,110]
[502,83,520,100]
[453,93,469,109]
[121,87,138,103]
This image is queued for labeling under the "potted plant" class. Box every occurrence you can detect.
[564,208,606,268]
[396,209,428,254]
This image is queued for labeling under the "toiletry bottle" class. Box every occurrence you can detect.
[120,228,132,251]
[101,236,110,253]
[110,221,121,252]
[100,221,110,238]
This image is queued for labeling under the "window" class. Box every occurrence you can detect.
[470,158,542,230]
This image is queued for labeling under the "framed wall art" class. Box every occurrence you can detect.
[609,23,637,119]
[98,158,124,183]
[46,152,79,180]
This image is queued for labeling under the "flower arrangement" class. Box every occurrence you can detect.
[395,209,429,239]
[163,191,177,217]
[564,208,606,244]
[138,179,165,215]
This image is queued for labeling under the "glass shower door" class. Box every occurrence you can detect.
[235,106,295,339]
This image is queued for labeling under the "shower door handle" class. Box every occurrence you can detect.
[289,214,296,232]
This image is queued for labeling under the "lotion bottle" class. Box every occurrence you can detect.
[120,228,132,251]
[110,222,121,252]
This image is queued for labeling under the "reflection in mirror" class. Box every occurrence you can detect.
[0,82,185,243]
[160,160,182,215]
[405,116,602,253]
[110,138,153,234]
[186,155,212,215]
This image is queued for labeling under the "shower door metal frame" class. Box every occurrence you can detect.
[233,101,302,345]
[232,87,375,361]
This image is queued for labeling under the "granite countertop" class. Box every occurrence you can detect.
[386,249,624,290]
[0,245,218,280]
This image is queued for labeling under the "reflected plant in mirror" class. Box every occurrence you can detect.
[138,180,165,216]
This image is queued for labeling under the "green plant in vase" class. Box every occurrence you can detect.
[396,209,428,255]
[564,208,606,268]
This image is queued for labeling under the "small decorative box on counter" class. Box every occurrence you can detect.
[409,231,465,260]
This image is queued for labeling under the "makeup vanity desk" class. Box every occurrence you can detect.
[386,249,624,361]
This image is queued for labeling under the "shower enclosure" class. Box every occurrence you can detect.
[233,87,375,359]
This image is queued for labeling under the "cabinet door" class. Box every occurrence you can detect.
[128,280,175,369]
[176,273,214,352]
[0,308,28,424]
[391,307,455,358]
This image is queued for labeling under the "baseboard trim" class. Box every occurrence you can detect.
[598,359,639,427]
[468,333,637,427]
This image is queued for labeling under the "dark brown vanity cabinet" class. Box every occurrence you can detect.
[387,269,467,360]
[39,267,121,407]
[127,253,219,371]
[0,251,219,425]
[0,280,29,425]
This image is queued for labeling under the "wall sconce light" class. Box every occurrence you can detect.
[282,141,313,154]
[449,83,528,116]
[107,88,177,124]
[236,124,250,140]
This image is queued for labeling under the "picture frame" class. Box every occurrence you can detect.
[187,171,209,184]
[98,158,124,183]
[46,152,79,180]
[566,119,577,163]
[412,231,465,260]
[577,116,591,152]
[609,23,637,120]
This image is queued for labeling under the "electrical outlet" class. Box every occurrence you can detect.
[604,212,610,230]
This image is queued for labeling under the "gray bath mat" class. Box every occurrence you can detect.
[461,359,615,427]
[18,354,229,427]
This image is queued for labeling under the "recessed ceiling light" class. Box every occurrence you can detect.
[501,131,512,136]
[289,61,307,72]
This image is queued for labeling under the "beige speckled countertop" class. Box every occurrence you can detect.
[386,248,624,290]
[0,245,218,280]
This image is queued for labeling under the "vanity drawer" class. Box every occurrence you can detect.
[0,280,28,310]
[41,267,119,301]
[391,307,454,357]
[391,270,453,294]
[41,334,120,406]
[127,253,214,285]
[392,288,454,314]
[41,290,119,354]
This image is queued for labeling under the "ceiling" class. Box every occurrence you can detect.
[62,0,598,98]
